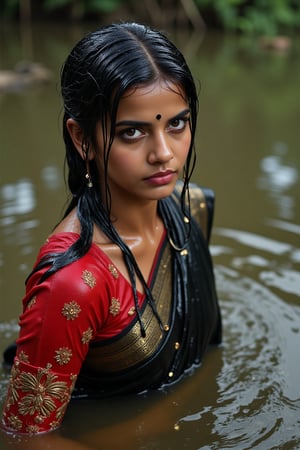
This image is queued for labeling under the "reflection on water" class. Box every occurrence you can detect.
[1,24,300,449]
[215,228,292,254]
[267,218,300,236]
[0,179,38,277]
[258,141,298,220]
[0,179,35,218]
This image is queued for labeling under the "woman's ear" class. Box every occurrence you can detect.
[66,119,95,160]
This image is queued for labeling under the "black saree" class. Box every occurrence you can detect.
[74,184,222,398]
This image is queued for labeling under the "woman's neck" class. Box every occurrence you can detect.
[110,199,162,239]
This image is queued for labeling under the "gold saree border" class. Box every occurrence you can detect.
[173,183,208,240]
[83,243,172,372]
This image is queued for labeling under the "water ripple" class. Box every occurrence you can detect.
[208,265,300,449]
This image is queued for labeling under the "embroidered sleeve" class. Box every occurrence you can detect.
[1,357,76,434]
[16,258,108,377]
[1,248,111,434]
[1,235,137,433]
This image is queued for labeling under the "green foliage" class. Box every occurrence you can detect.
[43,0,71,10]
[2,0,19,17]
[1,0,125,18]
[44,0,124,13]
[43,0,123,13]
[1,0,300,35]
[88,0,123,13]
[196,0,300,35]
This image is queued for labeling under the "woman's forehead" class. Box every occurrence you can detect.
[116,81,188,119]
[122,80,185,100]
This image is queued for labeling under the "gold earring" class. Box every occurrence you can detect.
[85,172,93,188]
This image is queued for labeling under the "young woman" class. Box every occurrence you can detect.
[1,22,221,435]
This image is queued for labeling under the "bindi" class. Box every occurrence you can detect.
[156,114,162,121]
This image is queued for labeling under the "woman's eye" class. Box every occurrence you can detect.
[168,118,188,131]
[120,128,143,140]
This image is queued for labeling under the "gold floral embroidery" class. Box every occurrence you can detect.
[54,347,72,365]
[62,301,81,320]
[27,424,40,434]
[81,269,96,288]
[3,360,75,434]
[128,306,136,316]
[6,414,22,431]
[108,264,119,279]
[18,351,29,363]
[81,327,93,344]
[27,296,36,309]
[5,364,21,408]
[109,297,121,316]
[56,399,69,421]
[50,420,60,430]
[17,366,69,417]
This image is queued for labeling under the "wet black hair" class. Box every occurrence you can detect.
[28,22,199,335]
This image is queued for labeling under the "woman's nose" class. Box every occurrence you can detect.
[147,133,174,164]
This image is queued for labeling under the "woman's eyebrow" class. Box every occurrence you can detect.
[115,108,191,128]
[116,119,151,127]
[171,108,190,120]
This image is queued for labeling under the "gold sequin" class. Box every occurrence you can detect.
[183,216,190,223]
[174,423,180,431]
[27,296,36,309]
[180,249,188,256]
[164,324,170,331]
[128,306,136,316]
[168,371,174,378]
[62,301,81,320]
[109,297,121,316]
[108,264,119,279]
[54,347,72,365]
[200,201,206,209]
[174,342,180,350]
[81,270,96,288]
[34,415,44,424]
[81,327,93,344]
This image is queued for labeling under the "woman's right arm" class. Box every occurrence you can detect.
[1,251,105,435]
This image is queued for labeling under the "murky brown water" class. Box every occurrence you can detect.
[1,23,300,450]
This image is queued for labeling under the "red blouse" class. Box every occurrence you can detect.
[2,232,164,434]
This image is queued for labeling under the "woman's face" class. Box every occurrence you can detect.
[95,81,191,204]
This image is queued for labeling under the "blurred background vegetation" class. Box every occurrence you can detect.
[1,0,300,36]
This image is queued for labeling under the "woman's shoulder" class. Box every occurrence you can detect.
[49,208,81,236]
[37,232,111,276]
[41,231,79,252]
[27,232,114,318]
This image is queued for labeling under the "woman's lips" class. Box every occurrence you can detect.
[144,170,176,186]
